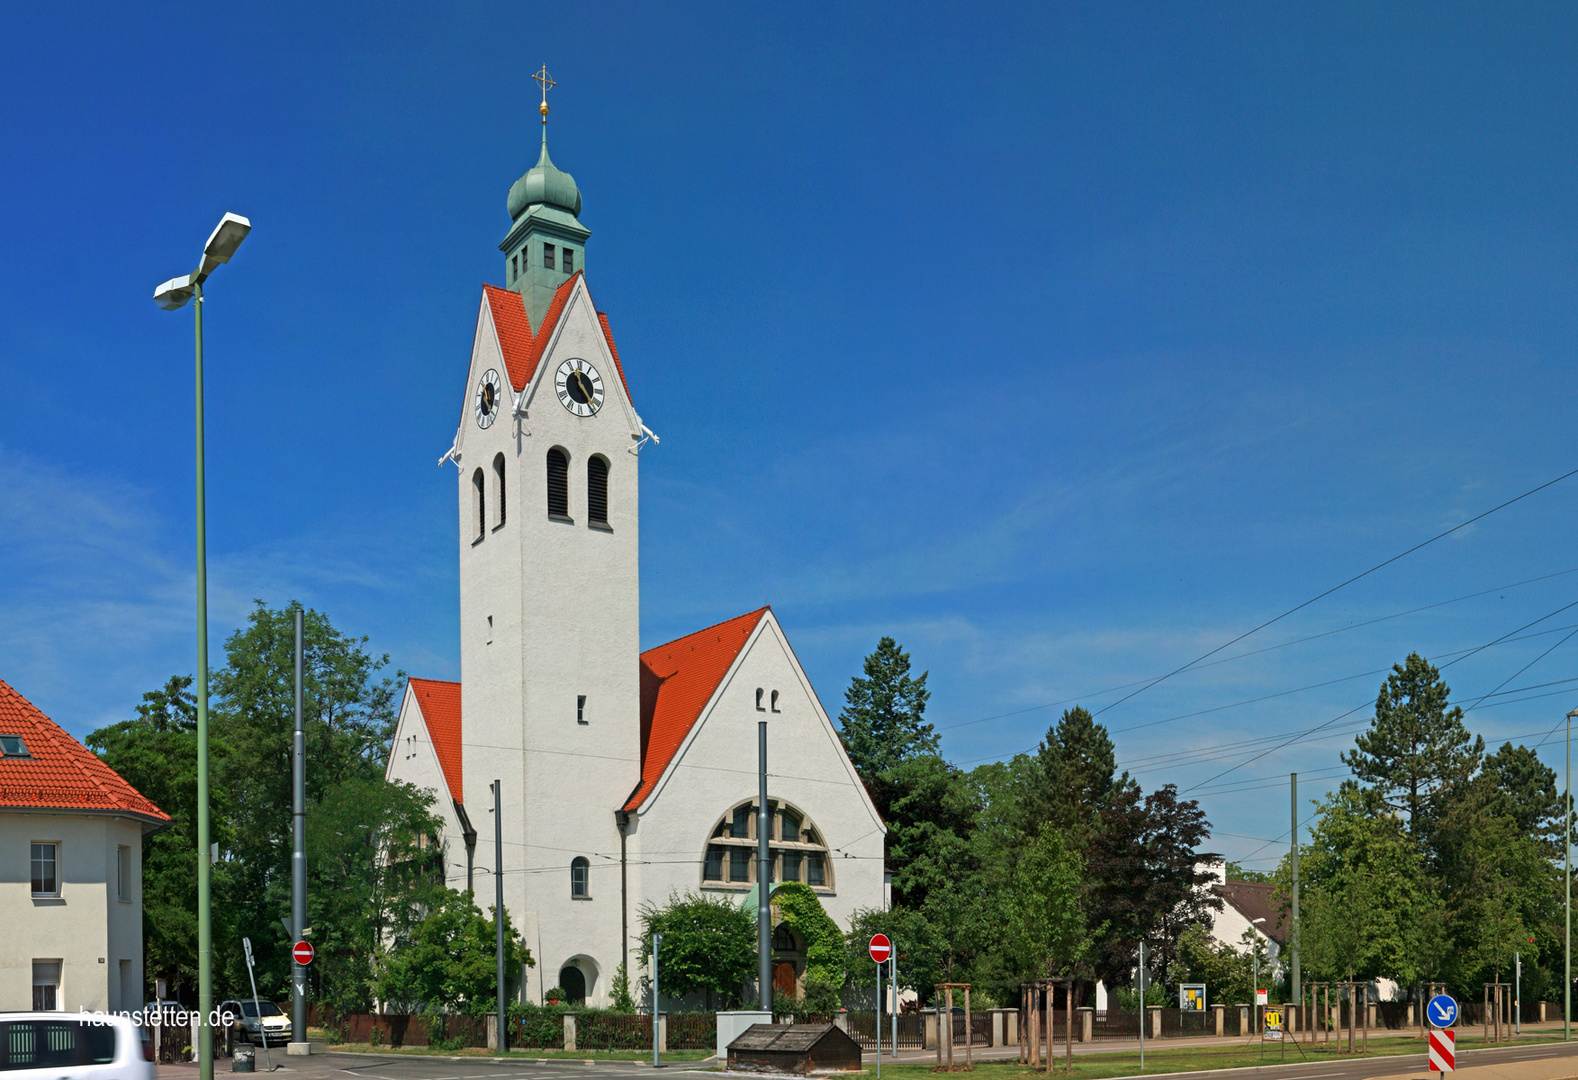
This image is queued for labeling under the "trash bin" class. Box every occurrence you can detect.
[232,1048,255,1073]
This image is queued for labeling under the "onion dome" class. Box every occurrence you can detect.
[507,132,582,220]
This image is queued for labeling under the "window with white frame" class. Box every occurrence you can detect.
[32,960,60,1011]
[700,799,832,891]
[31,843,57,897]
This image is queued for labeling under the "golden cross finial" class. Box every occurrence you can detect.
[533,65,556,124]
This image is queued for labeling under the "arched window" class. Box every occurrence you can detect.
[471,468,486,541]
[770,690,780,713]
[493,453,506,527]
[570,856,590,898]
[546,448,569,518]
[587,455,609,526]
[755,688,766,712]
[700,799,832,891]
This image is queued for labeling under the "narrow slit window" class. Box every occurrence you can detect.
[770,690,780,713]
[117,846,131,901]
[511,254,518,280]
[472,468,486,540]
[577,695,587,724]
[544,243,556,270]
[755,688,765,712]
[546,448,569,517]
[587,456,608,525]
[493,453,507,527]
[562,248,574,274]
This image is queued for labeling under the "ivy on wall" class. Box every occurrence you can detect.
[773,883,847,1010]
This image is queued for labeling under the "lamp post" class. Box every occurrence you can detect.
[153,212,251,1080]
[1251,917,1267,1035]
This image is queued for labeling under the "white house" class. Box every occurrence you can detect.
[0,678,169,1012]
[385,112,886,1007]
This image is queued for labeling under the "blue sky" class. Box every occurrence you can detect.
[3,3,1577,870]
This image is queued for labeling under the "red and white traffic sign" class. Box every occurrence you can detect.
[1428,1028,1455,1073]
[868,933,892,964]
[292,940,315,966]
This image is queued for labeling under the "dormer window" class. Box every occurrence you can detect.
[0,735,29,758]
[544,243,556,270]
[563,248,574,274]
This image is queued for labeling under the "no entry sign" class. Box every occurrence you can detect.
[1428,1028,1455,1074]
[292,940,315,966]
[869,933,892,964]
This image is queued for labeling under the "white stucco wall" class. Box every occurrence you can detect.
[387,684,471,892]
[628,614,886,984]
[0,811,146,1012]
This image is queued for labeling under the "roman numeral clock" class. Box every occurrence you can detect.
[555,358,604,417]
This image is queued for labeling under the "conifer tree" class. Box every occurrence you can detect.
[1341,652,1483,843]
[1029,706,1118,846]
[838,637,937,782]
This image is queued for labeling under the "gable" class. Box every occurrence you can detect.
[404,678,463,804]
[627,608,768,811]
[480,278,633,405]
[0,678,168,824]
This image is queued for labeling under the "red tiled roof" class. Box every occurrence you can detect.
[0,679,168,822]
[409,678,463,804]
[624,608,769,812]
[480,278,634,406]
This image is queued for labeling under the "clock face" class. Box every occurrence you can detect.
[555,358,605,417]
[474,368,503,429]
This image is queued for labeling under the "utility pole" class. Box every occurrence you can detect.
[494,780,507,1053]
[758,721,772,1011]
[1137,941,1146,1072]
[1566,709,1574,1041]
[290,606,307,1046]
[1291,772,1300,1002]
[652,932,664,1068]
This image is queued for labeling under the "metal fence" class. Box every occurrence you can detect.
[843,1011,925,1049]
[665,1013,718,1052]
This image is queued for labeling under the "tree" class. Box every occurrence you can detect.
[838,638,937,783]
[1480,742,1563,852]
[998,830,1093,985]
[1086,781,1219,988]
[868,754,979,911]
[87,676,236,1001]
[639,893,757,1008]
[377,889,531,1013]
[1026,707,1118,848]
[1341,653,1483,844]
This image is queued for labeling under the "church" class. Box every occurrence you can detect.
[385,83,886,1009]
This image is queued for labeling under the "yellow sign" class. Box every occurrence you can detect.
[1264,1008,1283,1040]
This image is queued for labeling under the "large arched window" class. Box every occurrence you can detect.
[700,799,832,892]
[587,455,609,527]
[493,453,507,527]
[546,448,569,519]
[471,468,486,541]
[570,856,590,899]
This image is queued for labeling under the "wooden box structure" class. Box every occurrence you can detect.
[726,1024,863,1074]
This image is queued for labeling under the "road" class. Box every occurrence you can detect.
[157,1038,1578,1080]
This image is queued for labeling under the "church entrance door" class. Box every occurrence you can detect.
[773,961,797,999]
[559,964,586,1005]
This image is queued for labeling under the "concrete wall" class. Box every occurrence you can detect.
[0,811,144,1012]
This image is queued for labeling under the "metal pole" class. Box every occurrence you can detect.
[1567,709,1573,1042]
[193,281,214,1080]
[758,721,771,1011]
[290,606,306,1045]
[1516,953,1522,1035]
[242,938,271,1074]
[653,932,663,1068]
[1138,941,1145,1072]
[876,954,882,1080]
[1291,772,1300,1002]
[890,953,897,1058]
[494,780,506,1052]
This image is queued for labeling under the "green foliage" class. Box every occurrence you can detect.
[837,637,937,783]
[1223,862,1270,883]
[998,829,1093,983]
[1177,924,1265,1006]
[377,888,531,1014]
[1027,707,1118,849]
[639,892,756,1007]
[773,884,846,1010]
[1341,652,1483,843]
[609,963,636,1012]
[1112,982,1170,1009]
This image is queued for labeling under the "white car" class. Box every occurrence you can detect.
[219,999,291,1046]
[0,1013,153,1080]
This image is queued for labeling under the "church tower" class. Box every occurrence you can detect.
[449,71,645,1006]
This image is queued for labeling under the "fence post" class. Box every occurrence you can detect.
[658,1013,667,1054]
[1212,1005,1223,1037]
[1149,1006,1161,1040]
[563,1013,576,1053]
[1080,1007,1093,1043]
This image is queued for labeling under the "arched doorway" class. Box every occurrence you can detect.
[771,923,805,1000]
[559,964,586,1005]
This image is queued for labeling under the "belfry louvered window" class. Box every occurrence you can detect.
[546,448,569,518]
[588,456,608,525]
[472,468,486,540]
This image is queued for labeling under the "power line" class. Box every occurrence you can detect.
[1089,467,1578,719]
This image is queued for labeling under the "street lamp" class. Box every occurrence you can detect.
[1251,917,1267,1035]
[153,212,251,1080]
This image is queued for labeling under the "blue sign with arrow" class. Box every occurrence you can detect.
[1428,994,1459,1028]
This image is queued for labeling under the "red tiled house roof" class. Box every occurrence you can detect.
[625,608,769,812]
[0,678,169,824]
[481,277,634,404]
[407,678,463,804]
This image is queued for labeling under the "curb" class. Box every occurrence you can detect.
[325,1050,720,1068]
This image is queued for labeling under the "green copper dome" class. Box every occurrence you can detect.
[507,134,582,220]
